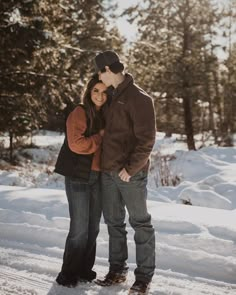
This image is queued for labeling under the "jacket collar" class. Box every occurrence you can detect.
[113,73,133,98]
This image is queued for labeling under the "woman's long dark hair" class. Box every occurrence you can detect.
[82,74,108,133]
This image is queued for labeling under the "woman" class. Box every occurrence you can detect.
[54,75,109,287]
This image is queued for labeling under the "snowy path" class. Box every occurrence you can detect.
[0,185,236,294]
[0,245,234,295]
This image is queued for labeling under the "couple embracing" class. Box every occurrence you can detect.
[54,50,156,295]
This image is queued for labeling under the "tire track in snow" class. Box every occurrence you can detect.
[0,265,51,295]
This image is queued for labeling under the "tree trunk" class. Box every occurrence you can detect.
[182,19,196,151]
[165,93,173,137]
[183,96,196,150]
[212,69,221,143]
[9,131,13,163]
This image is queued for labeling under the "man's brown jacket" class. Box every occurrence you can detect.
[101,73,156,176]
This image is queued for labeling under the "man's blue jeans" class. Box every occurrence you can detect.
[102,170,156,283]
[60,171,102,280]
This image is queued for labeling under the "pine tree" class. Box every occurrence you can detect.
[0,0,125,161]
[0,0,51,161]
[29,0,124,130]
[219,0,236,145]
[124,0,222,150]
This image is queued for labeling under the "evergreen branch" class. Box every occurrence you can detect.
[0,71,81,80]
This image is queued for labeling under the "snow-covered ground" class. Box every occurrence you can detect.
[0,131,236,295]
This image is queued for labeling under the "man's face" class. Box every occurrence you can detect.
[98,67,112,87]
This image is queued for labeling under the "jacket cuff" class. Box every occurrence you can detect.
[125,166,136,177]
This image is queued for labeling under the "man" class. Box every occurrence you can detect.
[93,50,156,295]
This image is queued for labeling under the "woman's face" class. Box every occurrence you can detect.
[91,82,107,110]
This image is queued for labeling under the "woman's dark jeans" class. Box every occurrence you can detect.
[59,171,102,281]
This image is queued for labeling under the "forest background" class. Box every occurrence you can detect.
[0,0,236,163]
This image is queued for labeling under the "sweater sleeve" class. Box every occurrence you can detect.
[66,106,102,154]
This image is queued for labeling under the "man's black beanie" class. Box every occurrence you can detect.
[94,50,120,73]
